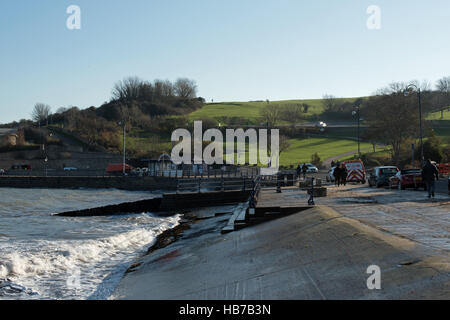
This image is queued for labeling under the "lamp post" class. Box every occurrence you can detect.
[118,121,126,175]
[404,84,424,165]
[44,157,48,177]
[352,105,361,159]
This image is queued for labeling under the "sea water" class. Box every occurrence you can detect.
[0,188,180,300]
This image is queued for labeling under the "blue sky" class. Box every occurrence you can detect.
[1,0,450,123]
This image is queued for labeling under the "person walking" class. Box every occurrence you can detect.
[340,163,348,186]
[301,163,308,181]
[296,164,302,178]
[333,162,342,186]
[331,160,336,168]
[421,159,439,198]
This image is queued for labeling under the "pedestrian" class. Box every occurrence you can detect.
[333,162,342,186]
[421,159,439,198]
[296,164,302,178]
[340,163,348,186]
[331,160,336,168]
[302,163,308,180]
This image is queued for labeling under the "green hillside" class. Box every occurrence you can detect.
[188,98,359,125]
[426,108,450,120]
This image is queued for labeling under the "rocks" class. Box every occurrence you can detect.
[0,278,39,297]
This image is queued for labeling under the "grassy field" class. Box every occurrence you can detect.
[124,133,370,168]
[220,137,374,168]
[123,98,450,165]
[188,98,359,125]
[279,137,373,167]
[426,109,450,120]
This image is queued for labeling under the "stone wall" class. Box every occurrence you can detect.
[0,176,178,191]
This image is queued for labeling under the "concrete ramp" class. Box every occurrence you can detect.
[112,206,450,300]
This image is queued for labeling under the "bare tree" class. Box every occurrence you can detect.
[365,87,421,165]
[260,104,281,127]
[279,135,291,155]
[322,94,338,112]
[112,77,144,101]
[174,78,197,99]
[436,76,450,93]
[279,104,303,123]
[31,103,51,126]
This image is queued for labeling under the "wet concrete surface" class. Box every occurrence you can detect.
[112,185,450,300]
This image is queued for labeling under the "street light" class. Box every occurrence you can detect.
[44,157,48,177]
[352,105,361,159]
[404,84,424,165]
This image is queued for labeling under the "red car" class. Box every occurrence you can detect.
[389,169,426,190]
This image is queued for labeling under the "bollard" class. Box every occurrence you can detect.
[276,173,282,193]
[308,177,315,206]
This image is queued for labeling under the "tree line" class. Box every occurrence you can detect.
[24,76,203,153]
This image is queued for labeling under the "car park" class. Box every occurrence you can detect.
[388,168,425,190]
[368,166,399,188]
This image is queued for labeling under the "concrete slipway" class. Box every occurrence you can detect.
[111,199,450,300]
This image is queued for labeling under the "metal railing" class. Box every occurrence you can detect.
[176,177,255,193]
[148,166,260,179]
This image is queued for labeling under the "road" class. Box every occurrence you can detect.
[437,179,449,194]
[308,171,449,195]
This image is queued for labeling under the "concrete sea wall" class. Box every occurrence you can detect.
[0,176,179,191]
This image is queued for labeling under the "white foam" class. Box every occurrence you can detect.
[0,214,180,299]
[1,217,179,278]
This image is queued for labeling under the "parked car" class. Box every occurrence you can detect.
[368,166,399,188]
[63,167,78,171]
[11,164,31,170]
[305,163,319,173]
[315,121,328,128]
[326,167,336,182]
[388,168,426,190]
[0,168,5,175]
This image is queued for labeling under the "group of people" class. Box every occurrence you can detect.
[332,162,348,187]
[296,163,309,180]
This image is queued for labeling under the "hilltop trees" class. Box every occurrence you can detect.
[104,76,202,123]
[31,103,51,126]
[34,76,202,154]
[174,78,198,100]
[112,77,143,101]
[364,84,423,165]
[436,76,450,94]
[111,76,198,104]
